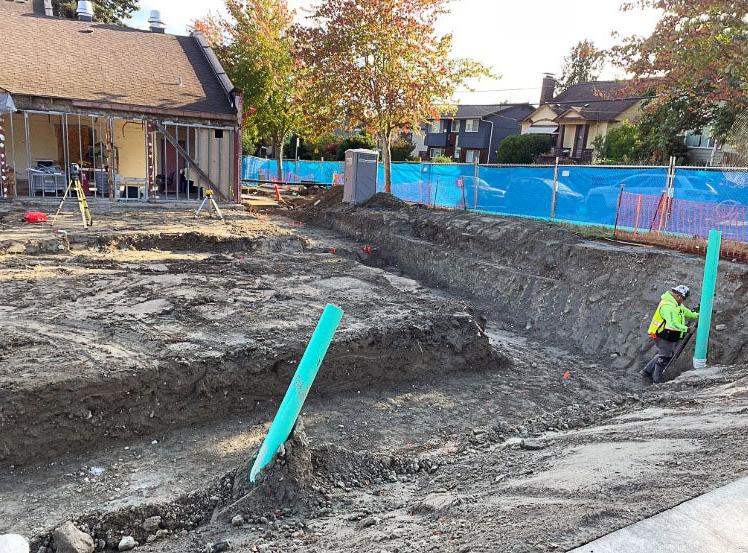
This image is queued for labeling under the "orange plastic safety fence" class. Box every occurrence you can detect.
[614,192,748,263]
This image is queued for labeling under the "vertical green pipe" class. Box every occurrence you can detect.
[693,229,722,368]
[249,304,344,483]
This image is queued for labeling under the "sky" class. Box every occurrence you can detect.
[128,0,661,105]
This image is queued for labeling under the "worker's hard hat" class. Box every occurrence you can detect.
[672,285,690,299]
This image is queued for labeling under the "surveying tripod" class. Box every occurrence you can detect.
[52,163,93,229]
[195,188,224,221]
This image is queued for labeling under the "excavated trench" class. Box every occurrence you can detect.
[294,194,748,372]
[6,200,748,553]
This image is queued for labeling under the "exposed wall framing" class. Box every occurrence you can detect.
[5,107,237,202]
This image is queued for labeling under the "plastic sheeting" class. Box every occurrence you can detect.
[242,155,748,230]
[242,156,344,185]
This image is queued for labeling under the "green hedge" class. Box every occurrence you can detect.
[496,134,553,164]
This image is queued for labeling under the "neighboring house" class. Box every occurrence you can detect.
[521,75,646,163]
[422,103,535,164]
[682,127,742,166]
[0,0,242,202]
[409,130,426,160]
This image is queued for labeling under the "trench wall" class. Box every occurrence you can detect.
[297,205,748,370]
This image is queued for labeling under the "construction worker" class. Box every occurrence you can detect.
[640,285,699,384]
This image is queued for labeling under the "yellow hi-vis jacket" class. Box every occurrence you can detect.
[648,291,699,340]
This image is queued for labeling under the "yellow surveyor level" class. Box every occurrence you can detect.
[52,164,93,229]
[195,188,224,221]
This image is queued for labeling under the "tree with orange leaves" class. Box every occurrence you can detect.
[194,0,311,180]
[614,0,748,140]
[296,0,489,194]
[557,40,605,94]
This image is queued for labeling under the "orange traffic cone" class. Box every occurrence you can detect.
[274,183,282,203]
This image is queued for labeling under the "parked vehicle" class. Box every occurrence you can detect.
[586,174,719,215]
[500,177,583,217]
[472,178,507,209]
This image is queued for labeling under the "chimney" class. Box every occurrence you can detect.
[540,73,556,105]
[76,0,93,21]
[43,0,52,16]
[148,10,166,33]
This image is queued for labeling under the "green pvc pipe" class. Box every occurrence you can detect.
[249,304,344,483]
[693,229,722,368]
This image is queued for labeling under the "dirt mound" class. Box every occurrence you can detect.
[360,193,407,210]
[220,419,322,520]
[312,186,344,209]
[312,444,440,487]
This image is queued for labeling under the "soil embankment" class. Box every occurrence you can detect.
[0,216,501,467]
[295,194,748,370]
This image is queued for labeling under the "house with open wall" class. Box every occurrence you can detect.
[0,0,242,202]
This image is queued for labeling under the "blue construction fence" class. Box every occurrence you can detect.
[242,155,748,228]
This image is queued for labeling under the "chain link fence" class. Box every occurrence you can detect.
[243,155,748,259]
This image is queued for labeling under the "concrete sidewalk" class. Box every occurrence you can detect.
[569,476,748,553]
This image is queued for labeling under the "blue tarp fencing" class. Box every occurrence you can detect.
[243,155,748,228]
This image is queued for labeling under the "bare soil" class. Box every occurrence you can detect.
[0,195,746,553]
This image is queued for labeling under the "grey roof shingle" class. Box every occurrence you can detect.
[550,81,643,121]
[453,104,532,119]
[0,6,236,117]
[1,0,37,13]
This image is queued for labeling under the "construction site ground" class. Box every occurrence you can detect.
[0,194,746,553]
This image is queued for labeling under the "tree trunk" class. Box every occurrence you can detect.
[274,137,284,182]
[381,131,392,195]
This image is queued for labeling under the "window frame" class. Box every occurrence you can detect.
[465,119,481,133]
[430,148,445,158]
[465,149,481,164]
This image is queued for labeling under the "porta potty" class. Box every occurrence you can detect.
[343,149,378,204]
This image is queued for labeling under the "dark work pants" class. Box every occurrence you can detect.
[642,337,678,383]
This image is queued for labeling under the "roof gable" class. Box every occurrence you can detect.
[522,103,562,124]
[544,81,645,121]
[0,10,236,118]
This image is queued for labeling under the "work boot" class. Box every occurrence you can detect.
[639,370,653,384]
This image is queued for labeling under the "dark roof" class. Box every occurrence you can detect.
[453,103,533,119]
[548,81,643,121]
[0,6,236,118]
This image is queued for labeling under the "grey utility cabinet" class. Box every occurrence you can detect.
[343,149,379,204]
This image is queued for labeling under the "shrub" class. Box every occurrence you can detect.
[336,134,377,160]
[390,137,416,161]
[430,155,452,164]
[496,134,552,164]
[593,122,642,163]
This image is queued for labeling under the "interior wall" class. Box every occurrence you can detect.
[8,113,62,174]
[113,119,146,178]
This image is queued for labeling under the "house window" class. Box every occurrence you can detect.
[430,120,443,133]
[465,119,480,133]
[454,147,462,159]
[465,150,481,163]
[430,148,445,158]
[454,120,462,133]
